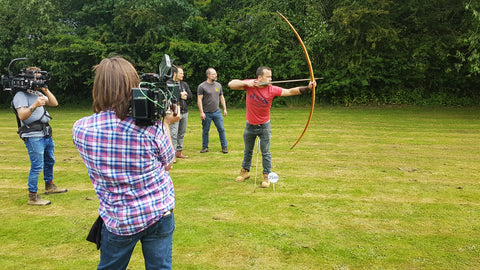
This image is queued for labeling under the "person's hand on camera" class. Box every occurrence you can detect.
[171,103,179,117]
[164,104,181,125]
[39,87,50,94]
[33,95,49,108]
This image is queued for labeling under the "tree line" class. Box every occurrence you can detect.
[0,0,479,106]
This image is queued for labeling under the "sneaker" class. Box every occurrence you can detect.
[222,147,228,154]
[28,192,51,206]
[261,173,270,188]
[45,182,68,194]
[235,168,250,182]
[200,148,209,153]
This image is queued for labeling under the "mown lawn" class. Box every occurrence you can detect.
[0,105,479,269]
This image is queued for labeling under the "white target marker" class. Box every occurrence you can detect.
[268,172,279,183]
[268,172,279,191]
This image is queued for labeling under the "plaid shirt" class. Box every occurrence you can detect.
[72,110,175,235]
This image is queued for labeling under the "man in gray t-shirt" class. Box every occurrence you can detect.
[197,68,228,154]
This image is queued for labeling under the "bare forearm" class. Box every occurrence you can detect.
[220,96,227,111]
[228,79,246,90]
[197,96,204,114]
[282,85,312,97]
[17,107,33,121]
[41,88,58,107]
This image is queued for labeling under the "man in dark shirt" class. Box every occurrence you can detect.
[197,68,228,154]
[167,66,193,161]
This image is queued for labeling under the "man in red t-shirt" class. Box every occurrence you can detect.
[228,66,316,188]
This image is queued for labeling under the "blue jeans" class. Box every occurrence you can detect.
[24,136,55,193]
[242,121,272,174]
[98,212,175,270]
[202,110,227,149]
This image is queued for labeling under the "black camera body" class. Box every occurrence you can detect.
[131,54,179,126]
[1,58,50,94]
[132,86,178,126]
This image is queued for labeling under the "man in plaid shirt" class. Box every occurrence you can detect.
[72,57,179,270]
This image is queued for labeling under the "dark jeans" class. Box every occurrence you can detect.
[242,121,271,174]
[202,109,227,149]
[98,212,175,270]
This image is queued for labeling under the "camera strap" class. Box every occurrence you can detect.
[10,100,22,130]
[11,100,52,139]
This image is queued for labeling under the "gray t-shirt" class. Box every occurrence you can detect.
[12,90,51,138]
[197,81,223,113]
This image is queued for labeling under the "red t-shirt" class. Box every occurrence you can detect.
[244,83,283,125]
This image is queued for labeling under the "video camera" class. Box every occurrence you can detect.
[1,58,50,94]
[131,54,180,126]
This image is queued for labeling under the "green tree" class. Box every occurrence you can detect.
[0,0,478,106]
[458,1,480,76]
[0,0,63,103]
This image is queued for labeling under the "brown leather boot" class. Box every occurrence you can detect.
[235,168,250,182]
[176,150,189,159]
[45,182,68,194]
[28,192,51,206]
[261,173,270,188]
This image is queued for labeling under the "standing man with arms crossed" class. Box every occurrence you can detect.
[167,66,193,161]
[72,57,180,269]
[197,67,228,154]
[12,66,67,206]
[228,66,316,188]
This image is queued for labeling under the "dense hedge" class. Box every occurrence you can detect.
[0,0,479,106]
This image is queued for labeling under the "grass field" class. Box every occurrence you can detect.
[0,105,479,269]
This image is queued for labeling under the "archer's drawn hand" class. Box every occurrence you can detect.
[245,80,257,88]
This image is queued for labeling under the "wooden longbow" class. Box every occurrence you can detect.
[277,12,316,150]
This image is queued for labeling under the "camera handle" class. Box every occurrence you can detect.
[8,58,28,76]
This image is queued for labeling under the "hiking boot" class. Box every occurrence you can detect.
[28,192,51,206]
[235,168,250,182]
[45,182,68,194]
[222,147,228,154]
[176,150,189,159]
[261,173,270,188]
[200,148,209,153]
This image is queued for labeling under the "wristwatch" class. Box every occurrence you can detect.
[29,106,35,113]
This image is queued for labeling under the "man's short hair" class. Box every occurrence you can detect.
[172,66,182,74]
[26,66,41,72]
[206,68,215,76]
[256,66,271,77]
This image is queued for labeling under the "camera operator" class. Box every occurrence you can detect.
[72,57,180,269]
[12,66,67,206]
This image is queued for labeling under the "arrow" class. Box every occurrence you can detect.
[258,77,322,86]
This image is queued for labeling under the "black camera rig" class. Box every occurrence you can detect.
[131,54,180,126]
[1,58,50,94]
